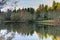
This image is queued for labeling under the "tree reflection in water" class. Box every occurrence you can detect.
[0,23,59,40]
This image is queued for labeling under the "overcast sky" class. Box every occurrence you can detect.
[1,0,60,11]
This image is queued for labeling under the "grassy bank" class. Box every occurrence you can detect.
[36,20,60,25]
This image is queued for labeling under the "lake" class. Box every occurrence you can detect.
[0,23,60,40]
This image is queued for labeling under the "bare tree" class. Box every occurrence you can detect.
[0,0,7,9]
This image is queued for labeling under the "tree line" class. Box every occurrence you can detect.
[0,1,60,22]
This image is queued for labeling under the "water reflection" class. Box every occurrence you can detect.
[0,23,60,40]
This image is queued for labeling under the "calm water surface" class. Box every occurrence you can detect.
[0,23,60,40]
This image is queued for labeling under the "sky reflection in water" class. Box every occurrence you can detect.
[0,29,52,40]
[0,23,59,40]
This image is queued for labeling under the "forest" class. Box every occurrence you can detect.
[0,1,60,23]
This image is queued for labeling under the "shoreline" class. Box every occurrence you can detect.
[0,20,60,25]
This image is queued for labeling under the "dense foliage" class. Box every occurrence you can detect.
[0,1,60,22]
